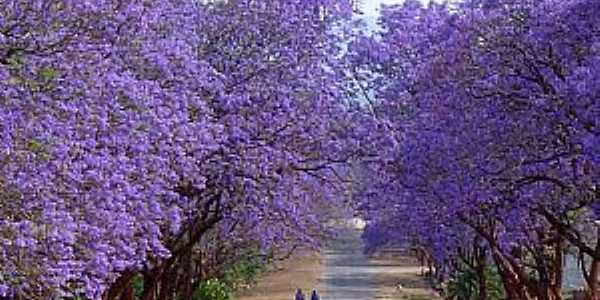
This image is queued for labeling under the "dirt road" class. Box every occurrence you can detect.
[316,226,440,300]
[234,249,322,300]
[236,226,440,300]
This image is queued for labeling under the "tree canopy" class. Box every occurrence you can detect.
[0,0,598,299]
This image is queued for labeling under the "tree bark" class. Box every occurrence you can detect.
[550,238,564,300]
[105,271,136,300]
[119,284,135,300]
[586,229,599,300]
[491,248,525,300]
[475,245,487,300]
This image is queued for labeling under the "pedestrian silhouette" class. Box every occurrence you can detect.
[311,290,320,300]
[295,288,305,300]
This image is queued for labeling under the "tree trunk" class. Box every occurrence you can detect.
[141,264,167,300]
[475,246,487,300]
[105,271,136,300]
[582,228,599,300]
[427,258,433,277]
[181,247,195,300]
[491,249,520,300]
[490,247,534,300]
[157,259,179,300]
[119,284,135,300]
[550,238,564,300]
[418,248,425,276]
[587,256,598,300]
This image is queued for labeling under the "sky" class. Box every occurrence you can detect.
[358,0,407,31]
[358,0,443,31]
[360,0,447,17]
[360,0,405,17]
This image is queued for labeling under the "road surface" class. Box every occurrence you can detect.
[317,226,439,300]
[237,224,439,300]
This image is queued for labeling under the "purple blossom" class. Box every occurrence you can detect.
[352,0,600,296]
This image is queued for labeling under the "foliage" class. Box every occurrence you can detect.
[222,256,267,290]
[193,279,230,300]
[446,266,504,300]
[132,275,144,300]
[447,269,478,300]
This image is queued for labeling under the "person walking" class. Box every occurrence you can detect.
[295,288,305,300]
[311,290,319,300]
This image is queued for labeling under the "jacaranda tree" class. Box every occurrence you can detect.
[0,1,360,299]
[352,0,599,299]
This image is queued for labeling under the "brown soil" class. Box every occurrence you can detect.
[370,252,441,300]
[234,249,322,300]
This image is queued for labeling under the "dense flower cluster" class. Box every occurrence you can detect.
[0,1,358,299]
[2,0,597,299]
[353,0,599,298]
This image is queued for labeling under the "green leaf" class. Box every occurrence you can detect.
[39,67,58,82]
